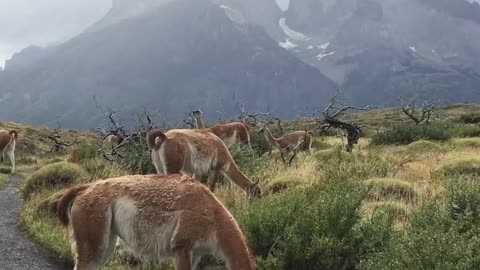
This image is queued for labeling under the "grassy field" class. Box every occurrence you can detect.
[11,104,480,269]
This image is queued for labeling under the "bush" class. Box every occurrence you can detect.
[80,158,130,181]
[434,157,480,178]
[76,144,99,161]
[119,143,156,175]
[361,181,480,270]
[22,162,87,198]
[459,113,480,124]
[450,125,480,138]
[406,140,442,155]
[230,145,270,177]
[371,124,451,146]
[238,181,396,270]
[364,178,419,203]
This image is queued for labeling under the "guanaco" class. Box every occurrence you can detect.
[147,128,261,197]
[0,130,17,174]
[57,174,256,270]
[258,126,313,164]
[104,131,124,149]
[192,110,253,150]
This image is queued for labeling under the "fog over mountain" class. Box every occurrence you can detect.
[0,0,479,128]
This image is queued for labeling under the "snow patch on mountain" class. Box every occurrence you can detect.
[279,39,298,49]
[275,0,290,11]
[316,51,335,61]
[219,5,246,24]
[279,18,310,41]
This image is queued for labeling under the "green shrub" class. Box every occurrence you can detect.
[80,158,130,181]
[230,145,270,177]
[119,143,156,175]
[361,181,480,270]
[364,178,418,203]
[22,162,87,198]
[450,125,480,138]
[238,181,395,270]
[406,140,442,155]
[459,113,480,124]
[434,157,480,178]
[371,124,451,146]
[76,144,99,161]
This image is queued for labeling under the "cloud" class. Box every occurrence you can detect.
[0,0,111,67]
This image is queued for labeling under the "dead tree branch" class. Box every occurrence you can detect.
[399,98,438,125]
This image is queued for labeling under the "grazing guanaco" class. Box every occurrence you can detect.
[192,110,253,151]
[147,128,261,197]
[0,130,17,174]
[258,126,313,164]
[57,174,256,270]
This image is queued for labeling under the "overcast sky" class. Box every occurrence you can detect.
[0,0,111,68]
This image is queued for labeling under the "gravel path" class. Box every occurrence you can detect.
[0,174,72,270]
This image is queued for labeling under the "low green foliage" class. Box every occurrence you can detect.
[264,175,305,195]
[119,143,156,175]
[453,138,480,148]
[0,174,8,190]
[371,124,451,145]
[361,181,480,270]
[229,145,270,177]
[459,113,480,124]
[450,125,480,138]
[75,144,99,161]
[238,181,396,270]
[22,162,87,198]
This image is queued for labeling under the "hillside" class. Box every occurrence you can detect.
[0,0,336,129]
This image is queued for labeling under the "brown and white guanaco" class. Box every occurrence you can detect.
[192,110,253,151]
[57,174,256,270]
[147,128,261,197]
[0,130,17,174]
[258,126,313,164]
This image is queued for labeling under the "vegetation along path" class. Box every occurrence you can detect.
[0,173,70,269]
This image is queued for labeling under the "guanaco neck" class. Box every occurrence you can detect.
[215,209,256,270]
[225,161,255,193]
[194,115,206,129]
[263,128,280,148]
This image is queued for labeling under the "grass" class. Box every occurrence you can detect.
[15,104,480,269]
[0,174,8,190]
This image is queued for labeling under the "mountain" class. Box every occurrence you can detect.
[0,0,336,128]
[233,0,480,105]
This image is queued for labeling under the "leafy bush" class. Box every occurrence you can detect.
[75,144,99,161]
[229,145,270,177]
[459,113,480,124]
[238,181,396,270]
[22,162,87,198]
[371,124,451,145]
[450,125,480,138]
[361,181,480,270]
[80,158,130,181]
[119,143,156,175]
[433,157,480,178]
[365,178,419,203]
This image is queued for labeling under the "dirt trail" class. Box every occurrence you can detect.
[0,174,71,270]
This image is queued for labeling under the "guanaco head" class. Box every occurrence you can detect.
[9,130,18,140]
[192,109,203,118]
[248,178,262,199]
[146,129,167,150]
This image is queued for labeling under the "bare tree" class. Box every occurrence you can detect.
[45,123,79,153]
[318,91,379,152]
[399,98,438,125]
